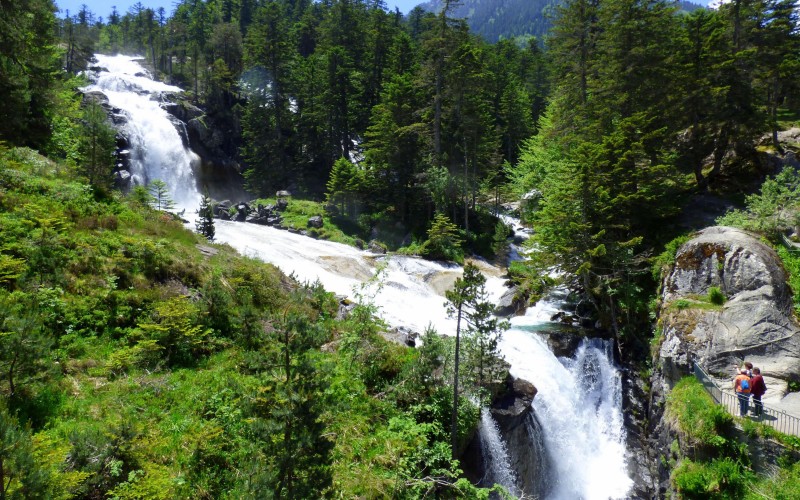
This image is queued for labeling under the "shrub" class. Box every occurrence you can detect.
[672,458,751,499]
[707,286,726,305]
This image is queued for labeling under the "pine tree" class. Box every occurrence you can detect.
[148,179,175,211]
[0,403,50,498]
[79,100,117,193]
[245,313,332,497]
[445,262,482,459]
[195,191,215,241]
[423,213,463,263]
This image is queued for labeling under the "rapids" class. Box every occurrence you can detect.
[89,53,632,499]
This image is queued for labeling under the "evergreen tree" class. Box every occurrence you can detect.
[461,268,509,405]
[195,191,215,241]
[79,100,117,193]
[0,0,60,147]
[422,213,463,263]
[325,157,362,218]
[444,262,482,458]
[240,0,296,196]
[244,313,332,497]
[148,179,175,211]
[0,292,51,399]
[0,403,50,498]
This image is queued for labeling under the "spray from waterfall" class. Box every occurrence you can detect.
[84,54,202,212]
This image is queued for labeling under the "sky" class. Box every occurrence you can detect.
[54,0,424,20]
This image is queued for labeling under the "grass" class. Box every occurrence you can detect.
[665,295,725,312]
[667,377,734,449]
[776,107,800,131]
[252,196,361,246]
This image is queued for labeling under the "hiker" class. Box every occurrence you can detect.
[734,369,752,417]
[750,367,767,417]
[734,361,753,377]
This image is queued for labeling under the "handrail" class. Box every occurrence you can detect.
[693,362,800,437]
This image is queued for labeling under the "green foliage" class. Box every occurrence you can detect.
[147,180,175,212]
[666,377,733,448]
[672,457,753,499]
[79,100,117,193]
[0,403,51,498]
[507,260,556,306]
[0,145,501,497]
[716,169,800,241]
[777,246,800,314]
[195,191,215,241]
[652,234,692,281]
[422,213,464,263]
[707,286,726,305]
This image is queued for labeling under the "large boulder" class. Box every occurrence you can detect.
[494,286,524,317]
[491,375,537,430]
[307,215,324,229]
[659,226,800,393]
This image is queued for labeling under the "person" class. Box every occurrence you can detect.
[750,367,767,417]
[734,369,751,417]
[734,361,753,377]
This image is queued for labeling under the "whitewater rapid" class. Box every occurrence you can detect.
[90,53,632,499]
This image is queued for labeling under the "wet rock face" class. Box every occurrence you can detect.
[659,226,800,388]
[491,375,537,431]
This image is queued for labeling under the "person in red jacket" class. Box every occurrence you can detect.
[750,367,767,417]
[734,369,752,417]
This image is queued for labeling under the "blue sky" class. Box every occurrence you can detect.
[54,0,423,19]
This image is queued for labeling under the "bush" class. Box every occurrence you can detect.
[707,286,726,305]
[672,458,752,499]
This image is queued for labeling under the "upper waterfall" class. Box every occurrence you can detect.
[84,54,202,211]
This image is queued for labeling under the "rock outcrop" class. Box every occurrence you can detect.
[659,225,800,393]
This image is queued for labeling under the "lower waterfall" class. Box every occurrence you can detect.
[477,408,518,495]
[90,53,632,499]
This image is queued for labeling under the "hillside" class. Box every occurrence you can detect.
[0,146,487,498]
[417,0,706,42]
[417,0,556,41]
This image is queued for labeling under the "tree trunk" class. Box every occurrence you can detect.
[0,456,5,500]
[709,126,729,182]
[771,80,784,154]
[451,305,462,459]
[8,354,16,397]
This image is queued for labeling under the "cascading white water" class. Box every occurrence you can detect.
[477,408,518,495]
[503,303,632,499]
[92,53,632,498]
[84,54,201,211]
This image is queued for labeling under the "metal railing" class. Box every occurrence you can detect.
[693,362,800,437]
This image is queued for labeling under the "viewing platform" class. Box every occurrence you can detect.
[694,363,800,437]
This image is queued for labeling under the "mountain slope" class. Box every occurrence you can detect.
[418,0,557,42]
[418,0,705,42]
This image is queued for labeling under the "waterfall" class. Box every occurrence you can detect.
[84,54,201,211]
[477,408,518,495]
[501,319,632,499]
[89,53,631,499]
